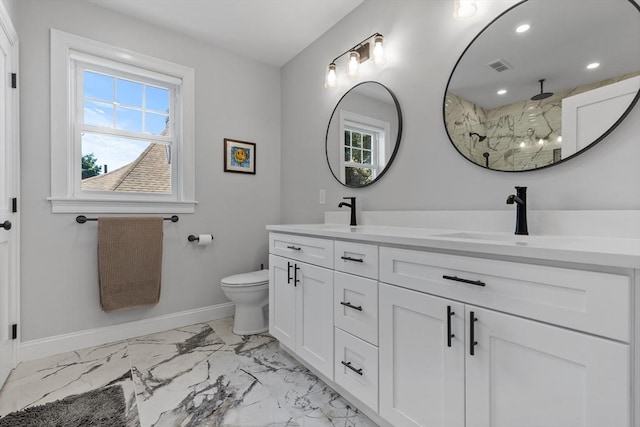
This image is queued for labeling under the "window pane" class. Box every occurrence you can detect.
[81,132,171,194]
[363,149,372,164]
[345,131,351,146]
[352,132,362,148]
[351,148,362,163]
[345,167,372,186]
[116,79,143,108]
[344,147,351,162]
[147,86,170,112]
[84,100,114,127]
[146,112,169,135]
[84,71,113,102]
[363,134,372,149]
[116,107,143,132]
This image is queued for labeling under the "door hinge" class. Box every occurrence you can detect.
[11,324,17,340]
[11,73,16,89]
[11,197,17,213]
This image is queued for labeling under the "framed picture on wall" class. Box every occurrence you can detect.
[224,138,256,174]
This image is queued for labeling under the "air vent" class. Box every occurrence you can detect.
[487,59,512,72]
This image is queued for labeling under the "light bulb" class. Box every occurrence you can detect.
[453,0,477,19]
[325,63,337,88]
[348,51,360,76]
[373,35,386,64]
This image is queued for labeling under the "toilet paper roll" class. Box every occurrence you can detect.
[197,234,213,245]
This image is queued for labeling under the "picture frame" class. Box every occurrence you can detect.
[224,138,256,174]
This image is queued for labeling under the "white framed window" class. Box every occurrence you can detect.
[49,29,196,213]
[339,110,390,187]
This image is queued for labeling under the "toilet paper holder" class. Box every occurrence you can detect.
[188,234,214,242]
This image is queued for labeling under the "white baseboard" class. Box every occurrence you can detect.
[19,302,235,362]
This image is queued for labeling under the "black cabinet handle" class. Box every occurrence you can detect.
[287,245,301,251]
[341,360,363,375]
[0,220,11,230]
[447,305,455,347]
[287,262,292,284]
[340,301,363,311]
[470,311,478,356]
[443,275,485,287]
[294,264,300,287]
[340,256,363,263]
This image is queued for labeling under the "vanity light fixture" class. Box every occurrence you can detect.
[453,0,477,19]
[324,33,385,89]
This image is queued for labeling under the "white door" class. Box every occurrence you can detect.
[465,306,631,427]
[379,284,465,427]
[268,255,296,350]
[296,261,333,379]
[0,2,18,388]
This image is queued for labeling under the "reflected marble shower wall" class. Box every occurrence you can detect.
[444,72,639,170]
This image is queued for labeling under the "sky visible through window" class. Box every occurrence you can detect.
[82,70,170,173]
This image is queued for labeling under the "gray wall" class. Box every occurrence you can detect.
[1,0,15,22]
[281,0,640,223]
[15,0,281,341]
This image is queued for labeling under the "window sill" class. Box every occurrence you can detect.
[48,198,197,214]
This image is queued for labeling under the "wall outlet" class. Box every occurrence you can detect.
[319,189,326,204]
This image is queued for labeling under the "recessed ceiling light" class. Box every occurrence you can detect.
[497,89,507,95]
[586,62,600,70]
[516,24,530,33]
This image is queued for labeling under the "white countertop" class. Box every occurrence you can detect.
[266,223,640,269]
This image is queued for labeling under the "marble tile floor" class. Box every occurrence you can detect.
[0,317,377,427]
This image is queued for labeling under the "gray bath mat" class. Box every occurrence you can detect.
[0,384,125,427]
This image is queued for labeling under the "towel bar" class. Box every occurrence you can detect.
[76,215,179,224]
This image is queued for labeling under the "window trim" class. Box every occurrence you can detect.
[49,29,196,213]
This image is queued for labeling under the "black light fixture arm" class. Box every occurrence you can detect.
[329,32,383,64]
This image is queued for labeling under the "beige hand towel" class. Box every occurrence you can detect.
[98,217,163,312]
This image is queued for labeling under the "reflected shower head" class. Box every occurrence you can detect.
[531,79,553,100]
[469,132,487,141]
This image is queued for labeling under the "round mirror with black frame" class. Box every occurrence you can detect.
[443,0,640,172]
[326,81,403,187]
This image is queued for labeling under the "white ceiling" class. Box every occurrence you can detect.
[88,0,364,67]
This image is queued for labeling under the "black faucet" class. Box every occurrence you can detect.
[506,186,528,235]
[338,197,357,226]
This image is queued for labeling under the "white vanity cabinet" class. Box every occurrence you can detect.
[267,226,637,427]
[268,233,334,379]
[379,247,631,427]
[333,241,380,411]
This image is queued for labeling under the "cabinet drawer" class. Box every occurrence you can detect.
[334,328,379,412]
[334,272,378,345]
[269,233,333,269]
[334,241,379,279]
[380,247,631,342]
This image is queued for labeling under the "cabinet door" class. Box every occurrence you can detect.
[268,255,296,349]
[465,306,630,427]
[379,284,465,427]
[296,262,334,380]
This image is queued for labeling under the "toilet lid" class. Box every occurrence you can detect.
[221,269,269,287]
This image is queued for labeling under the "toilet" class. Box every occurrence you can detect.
[220,269,269,335]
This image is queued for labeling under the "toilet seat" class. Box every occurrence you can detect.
[221,269,269,287]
